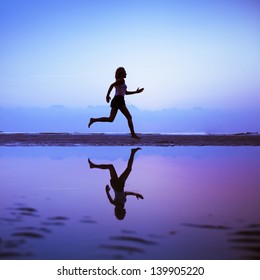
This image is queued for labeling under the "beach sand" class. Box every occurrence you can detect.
[0,132,260,146]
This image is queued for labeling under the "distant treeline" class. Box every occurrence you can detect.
[0,106,259,134]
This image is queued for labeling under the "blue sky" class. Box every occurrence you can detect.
[1,0,260,110]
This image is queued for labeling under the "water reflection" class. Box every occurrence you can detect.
[88,148,144,220]
[0,204,70,259]
[229,224,260,260]
[1,146,260,260]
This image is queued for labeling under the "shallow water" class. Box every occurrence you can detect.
[1,146,260,260]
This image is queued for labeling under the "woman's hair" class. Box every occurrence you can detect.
[115,67,126,80]
[114,207,126,220]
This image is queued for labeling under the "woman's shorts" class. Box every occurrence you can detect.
[111,95,126,109]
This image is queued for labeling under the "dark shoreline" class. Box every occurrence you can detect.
[1,133,260,146]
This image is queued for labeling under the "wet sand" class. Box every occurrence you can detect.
[1,132,260,146]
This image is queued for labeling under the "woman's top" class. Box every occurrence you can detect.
[115,83,127,97]
[114,191,127,207]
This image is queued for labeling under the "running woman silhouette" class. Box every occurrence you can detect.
[88,67,144,139]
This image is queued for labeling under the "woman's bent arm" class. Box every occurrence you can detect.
[106,84,114,103]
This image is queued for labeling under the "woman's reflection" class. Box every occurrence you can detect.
[88,148,144,220]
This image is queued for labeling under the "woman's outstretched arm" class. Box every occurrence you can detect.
[125,87,144,95]
[125,191,144,199]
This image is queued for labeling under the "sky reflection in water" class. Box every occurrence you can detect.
[0,146,260,260]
